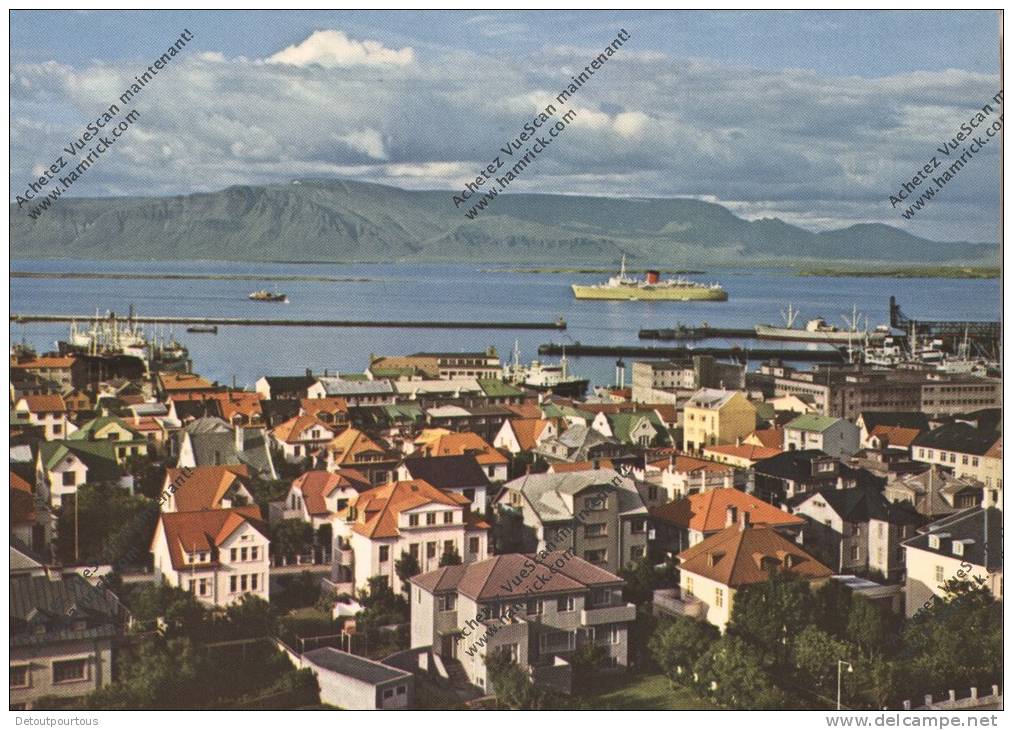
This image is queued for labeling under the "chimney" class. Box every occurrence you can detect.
[738,510,750,531]
[725,506,737,527]
[235,426,244,453]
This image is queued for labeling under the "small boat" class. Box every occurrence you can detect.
[186,325,218,334]
[248,290,288,302]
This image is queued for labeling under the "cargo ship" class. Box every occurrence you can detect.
[571,256,727,301]
[248,290,288,302]
[503,342,589,398]
[755,304,888,344]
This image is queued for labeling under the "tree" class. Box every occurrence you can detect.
[439,543,462,566]
[620,557,673,605]
[485,648,537,708]
[695,635,786,710]
[356,575,408,629]
[394,551,421,593]
[649,615,720,684]
[56,483,155,566]
[270,519,313,561]
[126,583,210,639]
[791,625,853,694]
[569,644,607,687]
[224,594,276,639]
[846,594,898,657]
[728,571,814,667]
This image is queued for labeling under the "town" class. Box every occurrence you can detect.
[8,315,1002,711]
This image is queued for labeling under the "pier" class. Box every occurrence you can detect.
[10,313,567,331]
[639,325,755,340]
[538,342,846,363]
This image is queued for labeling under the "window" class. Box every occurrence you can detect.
[630,545,645,561]
[648,485,658,501]
[241,575,248,591]
[230,548,237,561]
[230,576,238,593]
[251,547,258,561]
[10,665,29,689]
[468,537,480,554]
[198,552,207,563]
[503,643,519,662]
[408,514,419,527]
[438,594,457,611]
[187,578,196,593]
[590,588,611,608]
[62,471,76,486]
[584,549,606,564]
[526,599,543,615]
[199,578,208,597]
[488,466,496,477]
[630,518,646,533]
[962,455,969,465]
[444,511,454,524]
[585,496,606,511]
[972,457,979,467]
[426,512,437,525]
[379,546,390,562]
[585,523,607,538]
[444,540,454,555]
[397,685,406,695]
[409,543,420,559]
[556,595,575,612]
[935,565,944,584]
[251,574,259,591]
[426,542,436,559]
[685,576,694,597]
[52,659,88,684]
[715,587,724,608]
[241,547,248,561]
[382,688,394,700]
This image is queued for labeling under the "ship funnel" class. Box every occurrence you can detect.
[645,270,660,285]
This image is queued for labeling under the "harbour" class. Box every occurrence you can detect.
[537,342,848,363]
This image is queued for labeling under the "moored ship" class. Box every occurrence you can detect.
[755,303,888,344]
[571,256,728,301]
[503,342,589,397]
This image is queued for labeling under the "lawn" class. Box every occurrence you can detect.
[590,672,719,710]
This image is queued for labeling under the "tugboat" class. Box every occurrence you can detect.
[503,341,589,398]
[571,255,728,301]
[248,290,288,303]
[186,325,218,334]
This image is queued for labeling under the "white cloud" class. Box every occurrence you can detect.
[336,128,388,160]
[197,51,226,63]
[266,29,414,68]
[612,111,649,138]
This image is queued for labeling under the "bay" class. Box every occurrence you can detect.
[10,260,1001,389]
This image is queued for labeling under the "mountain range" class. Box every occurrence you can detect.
[10,178,997,265]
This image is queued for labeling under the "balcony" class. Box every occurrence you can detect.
[580,602,637,625]
[652,588,705,619]
[333,546,353,567]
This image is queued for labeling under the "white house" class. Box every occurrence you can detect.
[783,414,860,459]
[270,415,337,463]
[280,469,372,529]
[493,418,558,454]
[151,506,270,607]
[15,395,75,441]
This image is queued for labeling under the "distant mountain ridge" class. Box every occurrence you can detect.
[10,178,996,265]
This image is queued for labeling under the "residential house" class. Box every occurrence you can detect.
[399,455,492,512]
[156,371,217,398]
[67,415,149,463]
[409,554,636,693]
[326,428,399,486]
[61,389,92,418]
[856,411,930,446]
[752,449,856,507]
[169,391,264,427]
[743,427,785,450]
[703,443,782,469]
[766,394,816,415]
[901,506,1002,617]
[14,395,74,441]
[535,425,622,465]
[279,469,372,528]
[307,377,395,407]
[911,423,1002,491]
[161,465,254,513]
[494,418,558,454]
[11,472,52,556]
[378,350,502,380]
[176,416,277,480]
[789,483,925,579]
[10,570,127,709]
[270,415,338,463]
[423,404,513,443]
[36,440,129,508]
[255,375,318,401]
[332,479,491,593]
[883,468,983,519]
[592,411,668,448]
[413,431,509,482]
[299,397,350,430]
[496,470,649,573]
[865,425,922,453]
[655,454,740,501]
[682,389,757,452]
[10,355,86,391]
[630,356,745,404]
[671,515,832,631]
[150,506,270,607]
[783,414,860,459]
[650,487,804,556]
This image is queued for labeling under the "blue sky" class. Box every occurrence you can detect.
[10,10,1001,241]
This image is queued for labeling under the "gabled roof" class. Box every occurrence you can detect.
[649,454,732,474]
[501,469,646,523]
[794,482,925,526]
[156,505,267,571]
[328,428,390,465]
[343,480,473,539]
[902,506,1002,570]
[507,418,554,451]
[417,431,508,466]
[411,553,624,600]
[39,440,123,481]
[315,377,394,397]
[158,372,216,391]
[262,375,317,393]
[859,411,930,433]
[300,397,349,417]
[607,411,663,444]
[869,425,921,448]
[477,379,525,398]
[684,388,744,410]
[271,415,333,444]
[402,455,492,490]
[10,470,33,494]
[785,414,845,433]
[170,391,263,420]
[11,356,77,370]
[165,465,250,512]
[17,394,67,413]
[68,414,143,441]
[292,469,372,515]
[704,444,782,462]
[11,571,123,647]
[677,524,832,587]
[11,487,37,526]
[651,488,803,533]
[186,429,275,478]
[302,647,412,685]
[912,423,1000,457]
[753,449,834,480]
[553,423,616,451]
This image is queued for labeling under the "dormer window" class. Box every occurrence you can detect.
[408,514,419,527]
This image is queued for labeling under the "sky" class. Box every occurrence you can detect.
[10,10,1002,242]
